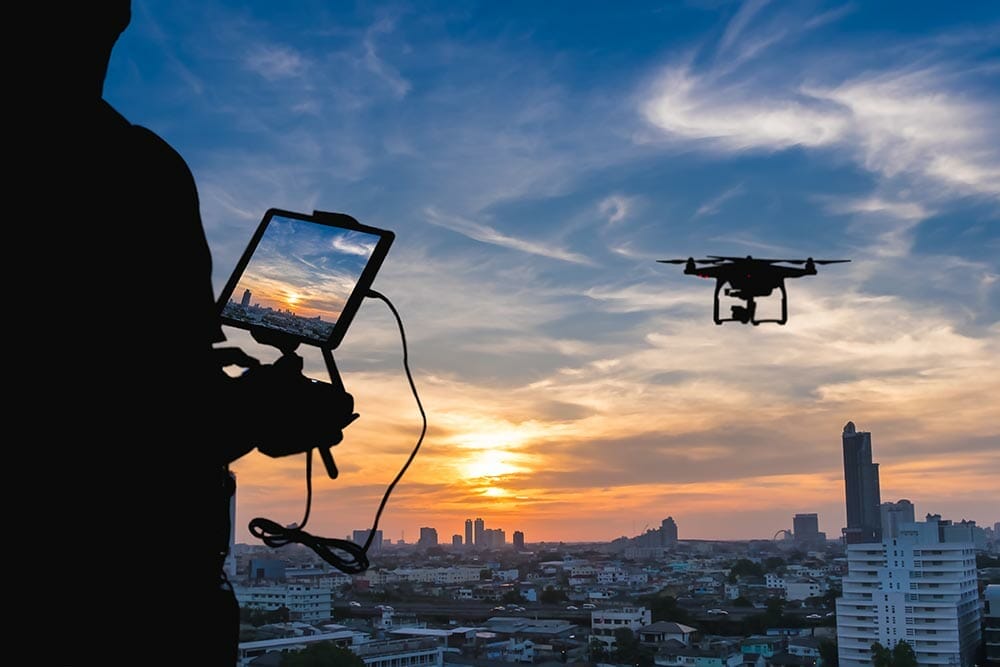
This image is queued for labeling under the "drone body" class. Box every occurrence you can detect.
[657,255,850,325]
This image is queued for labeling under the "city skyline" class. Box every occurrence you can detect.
[109,1,999,545]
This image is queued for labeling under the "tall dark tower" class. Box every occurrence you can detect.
[661,517,678,545]
[465,519,473,547]
[841,421,882,544]
[513,530,525,549]
[474,517,485,547]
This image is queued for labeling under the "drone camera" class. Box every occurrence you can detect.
[730,305,751,323]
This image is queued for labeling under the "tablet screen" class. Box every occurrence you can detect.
[218,208,394,349]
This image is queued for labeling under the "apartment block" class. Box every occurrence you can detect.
[836,515,981,667]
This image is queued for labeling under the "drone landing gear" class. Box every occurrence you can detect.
[712,282,789,325]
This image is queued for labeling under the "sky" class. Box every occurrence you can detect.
[106,0,999,546]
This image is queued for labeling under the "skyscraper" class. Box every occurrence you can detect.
[513,530,525,549]
[841,421,881,544]
[880,499,915,540]
[661,517,678,545]
[474,517,485,547]
[793,513,819,545]
[465,519,473,547]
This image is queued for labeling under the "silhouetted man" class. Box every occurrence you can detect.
[42,3,355,664]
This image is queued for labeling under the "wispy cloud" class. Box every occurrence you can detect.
[423,208,594,265]
[642,32,1000,203]
[694,183,745,218]
[718,0,773,59]
[599,195,634,224]
[363,17,412,98]
[245,45,308,80]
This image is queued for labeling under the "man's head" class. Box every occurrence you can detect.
[58,0,132,97]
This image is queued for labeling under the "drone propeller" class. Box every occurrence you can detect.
[777,257,852,265]
[657,257,724,264]
[703,255,851,265]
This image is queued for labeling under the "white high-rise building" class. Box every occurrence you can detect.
[836,514,981,667]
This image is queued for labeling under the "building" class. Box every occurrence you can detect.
[637,621,697,646]
[474,518,485,547]
[835,514,981,667]
[465,519,473,547]
[513,530,525,549]
[237,627,369,666]
[793,514,826,547]
[354,529,384,554]
[985,584,999,666]
[233,581,335,624]
[655,642,743,667]
[841,421,882,544]
[481,527,506,548]
[419,527,438,547]
[591,606,652,649]
[881,499,916,540]
[662,517,679,545]
[452,534,462,546]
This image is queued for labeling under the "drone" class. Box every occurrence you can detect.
[657,255,850,325]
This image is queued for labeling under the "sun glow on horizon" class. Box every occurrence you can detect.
[459,447,525,479]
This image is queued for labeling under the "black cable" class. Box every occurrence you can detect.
[247,289,426,574]
[359,289,427,553]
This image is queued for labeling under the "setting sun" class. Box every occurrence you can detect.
[459,448,524,479]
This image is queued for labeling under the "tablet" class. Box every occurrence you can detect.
[218,208,394,350]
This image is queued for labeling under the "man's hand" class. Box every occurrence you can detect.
[242,353,359,459]
[214,346,261,371]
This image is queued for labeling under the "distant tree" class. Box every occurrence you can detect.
[818,639,839,667]
[732,596,754,607]
[729,558,764,581]
[764,557,786,572]
[588,637,609,662]
[612,627,655,667]
[240,605,290,627]
[281,642,365,667]
[891,640,917,667]
[638,592,695,625]
[822,586,842,609]
[765,597,786,616]
[541,585,567,604]
[501,590,525,604]
[480,568,493,580]
[976,554,1000,568]
[869,641,915,667]
[870,642,893,667]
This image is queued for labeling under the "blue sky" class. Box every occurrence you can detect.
[106,1,999,544]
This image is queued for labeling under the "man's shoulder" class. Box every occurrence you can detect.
[99,100,191,170]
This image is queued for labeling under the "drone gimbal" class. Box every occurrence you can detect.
[717,282,788,325]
